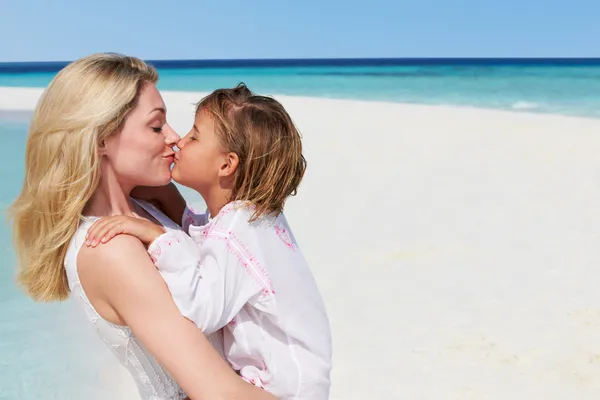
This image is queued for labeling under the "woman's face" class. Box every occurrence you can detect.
[103,82,179,189]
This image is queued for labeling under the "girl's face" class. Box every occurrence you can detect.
[172,110,229,192]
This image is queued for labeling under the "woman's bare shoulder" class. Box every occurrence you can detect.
[77,234,152,275]
[76,235,159,323]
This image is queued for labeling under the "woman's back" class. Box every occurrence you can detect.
[65,215,188,400]
[65,200,226,399]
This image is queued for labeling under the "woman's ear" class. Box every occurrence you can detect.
[98,140,107,156]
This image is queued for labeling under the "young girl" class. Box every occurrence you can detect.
[86,84,332,399]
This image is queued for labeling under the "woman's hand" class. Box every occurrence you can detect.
[85,215,165,247]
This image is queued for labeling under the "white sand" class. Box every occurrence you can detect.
[3,86,600,399]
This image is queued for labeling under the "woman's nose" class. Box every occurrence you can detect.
[163,124,180,146]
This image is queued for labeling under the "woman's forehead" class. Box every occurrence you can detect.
[137,83,166,114]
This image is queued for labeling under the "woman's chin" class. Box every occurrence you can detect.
[150,168,173,186]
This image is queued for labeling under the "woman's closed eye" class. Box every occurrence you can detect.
[152,126,163,133]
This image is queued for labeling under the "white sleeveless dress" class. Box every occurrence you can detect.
[64,200,221,400]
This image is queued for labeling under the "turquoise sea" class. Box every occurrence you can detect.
[0,116,121,399]
[2,59,600,118]
[1,58,600,398]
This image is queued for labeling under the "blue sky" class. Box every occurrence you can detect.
[1,0,599,61]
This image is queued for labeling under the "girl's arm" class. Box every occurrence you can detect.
[77,234,276,400]
[147,230,268,334]
[84,215,266,334]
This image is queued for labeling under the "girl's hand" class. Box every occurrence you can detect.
[85,215,165,248]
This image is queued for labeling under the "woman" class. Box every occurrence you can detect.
[9,53,276,400]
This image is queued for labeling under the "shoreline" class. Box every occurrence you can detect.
[2,86,600,123]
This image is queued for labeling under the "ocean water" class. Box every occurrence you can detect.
[1,58,600,118]
[0,116,137,399]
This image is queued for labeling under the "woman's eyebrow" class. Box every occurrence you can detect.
[148,107,166,115]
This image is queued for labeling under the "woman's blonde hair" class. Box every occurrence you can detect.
[196,83,306,222]
[9,53,158,302]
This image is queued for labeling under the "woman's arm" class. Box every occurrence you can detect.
[77,234,276,400]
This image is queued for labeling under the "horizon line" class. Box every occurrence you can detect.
[2,56,600,64]
[1,57,600,73]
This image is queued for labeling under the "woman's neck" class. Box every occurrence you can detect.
[83,163,136,217]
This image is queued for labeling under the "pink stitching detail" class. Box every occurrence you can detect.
[217,203,236,217]
[149,235,181,261]
[185,215,194,228]
[242,375,265,389]
[228,229,274,295]
[204,228,275,295]
[149,244,161,263]
[184,207,209,230]
[274,224,295,251]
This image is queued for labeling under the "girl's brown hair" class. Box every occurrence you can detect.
[197,83,306,221]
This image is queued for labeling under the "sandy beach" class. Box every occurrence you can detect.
[3,85,600,399]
